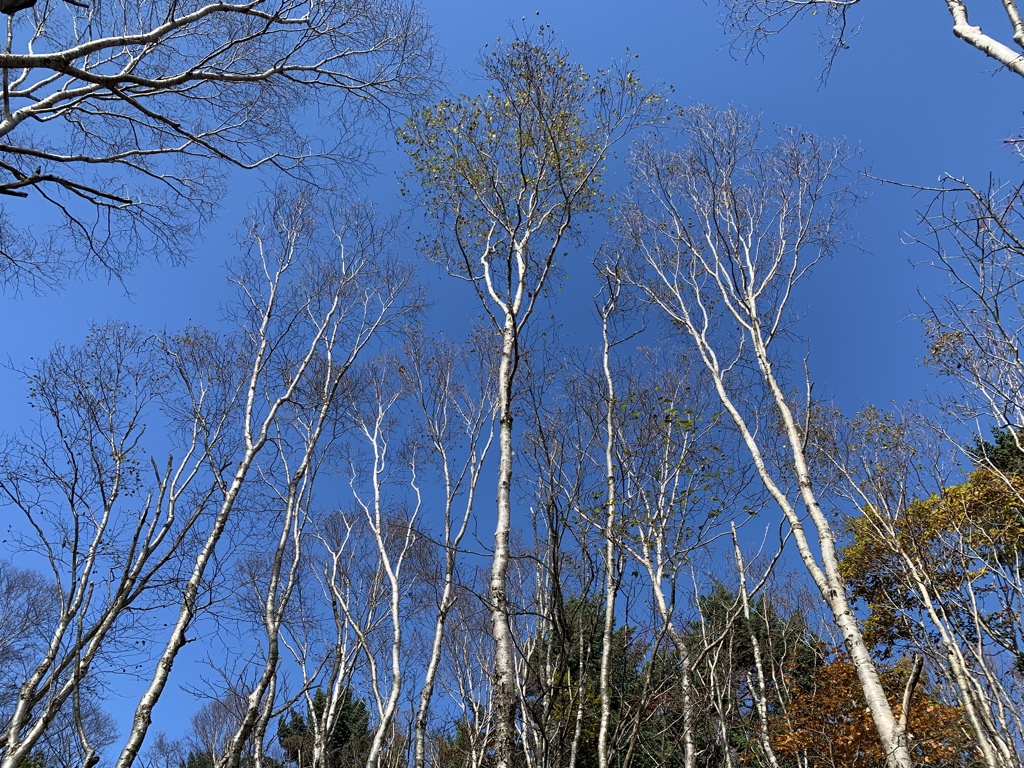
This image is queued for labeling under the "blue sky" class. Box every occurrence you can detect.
[3,0,1020,423]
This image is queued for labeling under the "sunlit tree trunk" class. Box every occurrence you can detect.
[732,526,781,768]
[597,276,620,768]
[627,107,913,768]
[491,312,519,768]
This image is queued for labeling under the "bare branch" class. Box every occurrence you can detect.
[0,0,436,292]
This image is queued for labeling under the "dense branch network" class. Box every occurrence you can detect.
[0,0,434,291]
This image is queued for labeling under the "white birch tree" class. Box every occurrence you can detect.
[611,348,737,768]
[400,27,661,768]
[624,106,915,768]
[340,362,421,768]
[113,191,414,768]
[0,189,414,768]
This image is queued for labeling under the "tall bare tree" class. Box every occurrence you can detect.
[610,346,734,768]
[915,175,1024,438]
[0,322,192,768]
[338,361,422,768]
[624,106,916,768]
[115,191,414,768]
[0,189,414,768]
[596,268,624,768]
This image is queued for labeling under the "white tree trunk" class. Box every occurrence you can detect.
[597,288,619,768]
[628,108,914,768]
[491,316,518,768]
[732,526,781,768]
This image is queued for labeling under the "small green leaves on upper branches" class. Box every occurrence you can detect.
[400,25,665,330]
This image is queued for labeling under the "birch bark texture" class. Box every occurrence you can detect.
[623,106,915,768]
[401,26,662,768]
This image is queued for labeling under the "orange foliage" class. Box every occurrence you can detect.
[772,658,977,768]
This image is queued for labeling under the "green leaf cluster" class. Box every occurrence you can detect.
[276,688,369,768]
[399,26,663,306]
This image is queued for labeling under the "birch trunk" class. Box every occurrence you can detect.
[400,35,662,768]
[597,274,620,768]
[732,526,781,768]
[628,108,913,768]
[491,315,518,768]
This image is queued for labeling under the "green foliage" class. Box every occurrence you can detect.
[519,587,823,768]
[400,26,662,315]
[178,751,214,768]
[176,747,282,768]
[695,582,822,688]
[15,752,51,768]
[276,688,369,768]
[682,585,822,768]
[435,719,490,768]
[523,593,646,768]
[968,427,1024,478]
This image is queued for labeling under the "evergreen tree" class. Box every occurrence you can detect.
[277,689,369,768]
[969,427,1024,478]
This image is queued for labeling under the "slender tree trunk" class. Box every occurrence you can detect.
[597,288,619,768]
[701,347,912,768]
[566,625,586,768]
[412,524,472,768]
[758,352,911,768]
[732,525,780,768]
[645,577,696,768]
[491,317,518,768]
[626,104,914,765]
[117,468,254,768]
[692,319,912,768]
[220,454,314,768]
[885,532,1016,768]
[362,415,416,768]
